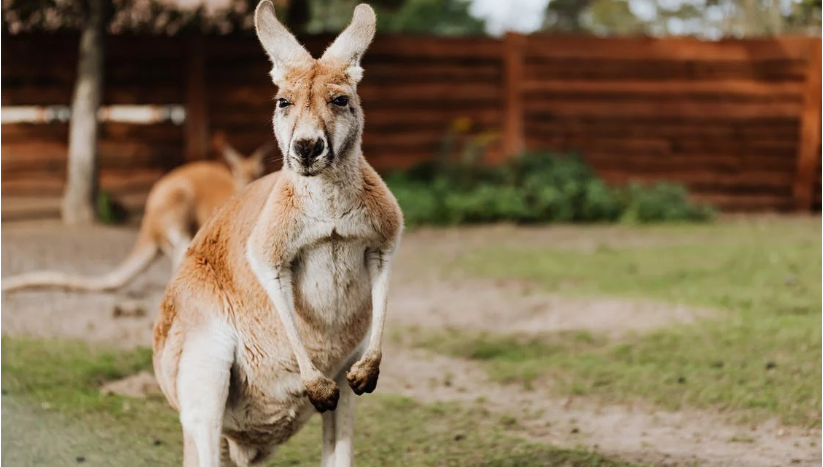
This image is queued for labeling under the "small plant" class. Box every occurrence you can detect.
[386,150,714,227]
[97,191,128,225]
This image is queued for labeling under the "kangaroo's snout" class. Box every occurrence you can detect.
[292,138,326,165]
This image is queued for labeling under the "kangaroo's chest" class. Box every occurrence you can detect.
[292,233,371,324]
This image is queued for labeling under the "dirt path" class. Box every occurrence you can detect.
[2,220,820,467]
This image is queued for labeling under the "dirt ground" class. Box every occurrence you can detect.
[2,220,820,467]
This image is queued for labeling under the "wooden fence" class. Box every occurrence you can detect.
[1,33,820,217]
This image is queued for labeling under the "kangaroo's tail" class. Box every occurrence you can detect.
[2,232,159,293]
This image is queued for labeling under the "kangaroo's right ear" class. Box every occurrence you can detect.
[251,140,277,163]
[214,131,244,168]
[255,0,312,84]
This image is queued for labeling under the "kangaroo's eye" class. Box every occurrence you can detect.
[277,98,292,108]
[331,96,349,107]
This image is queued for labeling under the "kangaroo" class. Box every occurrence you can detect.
[2,135,272,293]
[152,3,403,466]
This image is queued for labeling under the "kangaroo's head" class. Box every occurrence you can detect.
[214,131,272,190]
[254,0,375,177]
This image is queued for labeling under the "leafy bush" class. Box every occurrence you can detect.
[385,151,714,227]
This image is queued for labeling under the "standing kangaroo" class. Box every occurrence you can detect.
[2,136,271,293]
[152,2,402,466]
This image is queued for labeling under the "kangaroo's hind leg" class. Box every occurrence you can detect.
[177,322,236,467]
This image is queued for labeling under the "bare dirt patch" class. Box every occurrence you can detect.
[389,279,706,337]
[2,221,165,348]
[379,344,822,467]
[100,371,161,399]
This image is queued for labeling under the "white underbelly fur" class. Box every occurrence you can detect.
[224,238,372,447]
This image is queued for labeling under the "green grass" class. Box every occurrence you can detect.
[411,218,821,427]
[1,337,644,467]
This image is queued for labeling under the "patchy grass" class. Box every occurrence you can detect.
[1,337,644,467]
[410,218,821,427]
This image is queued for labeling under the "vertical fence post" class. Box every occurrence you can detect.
[793,39,821,212]
[184,37,209,162]
[501,32,526,161]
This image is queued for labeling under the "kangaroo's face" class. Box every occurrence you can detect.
[255,1,375,177]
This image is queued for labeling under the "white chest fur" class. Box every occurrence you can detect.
[292,232,372,328]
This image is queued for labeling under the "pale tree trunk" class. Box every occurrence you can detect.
[62,0,105,225]
[767,0,783,35]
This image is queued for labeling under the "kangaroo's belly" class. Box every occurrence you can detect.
[223,369,314,449]
[223,237,373,449]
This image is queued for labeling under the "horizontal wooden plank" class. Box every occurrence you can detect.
[524,121,800,140]
[525,36,817,61]
[574,152,797,173]
[1,122,182,145]
[1,86,73,105]
[365,108,501,127]
[524,99,802,119]
[525,136,797,156]
[690,193,793,211]
[0,86,185,105]
[1,169,165,196]
[597,169,794,192]
[523,60,808,82]
[104,87,186,105]
[1,141,183,172]
[1,192,150,221]
[99,122,184,143]
[1,123,69,141]
[522,79,803,98]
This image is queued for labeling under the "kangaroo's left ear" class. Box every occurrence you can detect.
[321,4,376,83]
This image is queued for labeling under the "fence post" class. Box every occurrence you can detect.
[793,39,821,212]
[501,32,526,161]
[184,37,209,162]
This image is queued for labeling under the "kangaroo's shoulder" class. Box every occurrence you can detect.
[359,158,403,243]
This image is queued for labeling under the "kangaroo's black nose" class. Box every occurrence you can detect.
[292,139,325,163]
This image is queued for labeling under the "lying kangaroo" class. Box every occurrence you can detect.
[152,3,403,466]
[2,136,271,293]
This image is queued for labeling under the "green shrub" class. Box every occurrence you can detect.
[385,151,714,227]
[97,191,128,225]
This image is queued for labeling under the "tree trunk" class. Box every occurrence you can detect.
[768,0,783,35]
[62,0,105,225]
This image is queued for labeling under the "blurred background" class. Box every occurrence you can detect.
[1,0,821,220]
[1,1,821,467]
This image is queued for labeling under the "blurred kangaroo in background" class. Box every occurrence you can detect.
[2,133,273,293]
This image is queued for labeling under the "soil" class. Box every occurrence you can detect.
[2,220,820,467]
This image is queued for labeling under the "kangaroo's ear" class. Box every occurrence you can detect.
[251,140,277,163]
[321,4,376,83]
[255,0,312,84]
[214,132,244,169]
